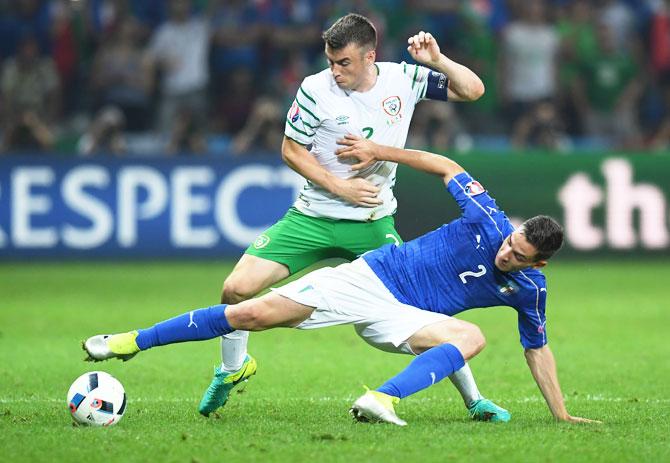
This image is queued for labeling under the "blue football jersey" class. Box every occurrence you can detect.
[363,172,548,349]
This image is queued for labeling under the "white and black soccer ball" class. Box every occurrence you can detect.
[67,371,126,426]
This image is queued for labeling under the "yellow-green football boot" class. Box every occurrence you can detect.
[83,331,140,362]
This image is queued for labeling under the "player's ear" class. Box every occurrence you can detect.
[531,260,547,269]
[365,49,376,64]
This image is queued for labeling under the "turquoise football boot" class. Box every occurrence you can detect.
[198,355,257,417]
[468,398,511,422]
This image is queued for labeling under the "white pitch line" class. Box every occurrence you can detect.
[1,396,669,404]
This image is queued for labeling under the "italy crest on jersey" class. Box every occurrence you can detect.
[498,280,519,296]
[382,96,402,116]
[288,101,300,123]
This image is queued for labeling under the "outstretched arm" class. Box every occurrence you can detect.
[407,31,484,102]
[335,135,463,185]
[525,345,601,423]
[282,136,382,207]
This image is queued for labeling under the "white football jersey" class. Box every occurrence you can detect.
[285,62,432,221]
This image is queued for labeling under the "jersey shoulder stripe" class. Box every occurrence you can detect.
[285,117,315,137]
[411,64,419,89]
[294,98,320,123]
[299,86,316,105]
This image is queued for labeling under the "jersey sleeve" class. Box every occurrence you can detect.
[284,79,322,145]
[515,281,548,349]
[446,172,510,232]
[400,61,449,103]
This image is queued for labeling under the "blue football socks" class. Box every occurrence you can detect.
[136,304,233,350]
[377,343,465,399]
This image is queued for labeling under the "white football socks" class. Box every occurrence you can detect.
[220,330,249,372]
[449,363,484,407]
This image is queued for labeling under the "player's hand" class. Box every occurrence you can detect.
[333,177,382,208]
[561,415,603,424]
[335,134,380,171]
[407,31,441,65]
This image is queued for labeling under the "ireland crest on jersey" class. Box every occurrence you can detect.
[382,96,402,116]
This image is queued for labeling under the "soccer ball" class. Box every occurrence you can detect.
[67,371,127,426]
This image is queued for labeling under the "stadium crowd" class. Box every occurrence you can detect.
[1,0,669,155]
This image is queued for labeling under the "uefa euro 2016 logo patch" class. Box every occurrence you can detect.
[465,180,486,196]
[289,101,300,123]
[254,234,271,249]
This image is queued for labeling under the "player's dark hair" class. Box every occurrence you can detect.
[521,215,564,261]
[322,13,377,51]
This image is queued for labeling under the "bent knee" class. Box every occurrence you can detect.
[221,277,260,304]
[225,301,268,331]
[458,322,486,359]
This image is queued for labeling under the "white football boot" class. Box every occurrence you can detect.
[350,390,407,426]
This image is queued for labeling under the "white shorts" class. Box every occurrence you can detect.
[271,259,449,354]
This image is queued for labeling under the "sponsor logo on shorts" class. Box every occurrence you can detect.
[465,180,486,196]
[253,234,271,249]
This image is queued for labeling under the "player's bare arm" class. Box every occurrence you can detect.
[525,345,601,424]
[281,136,382,208]
[407,31,484,102]
[336,134,464,183]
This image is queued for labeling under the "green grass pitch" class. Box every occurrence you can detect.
[1,260,668,462]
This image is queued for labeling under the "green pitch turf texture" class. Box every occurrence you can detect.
[1,260,668,463]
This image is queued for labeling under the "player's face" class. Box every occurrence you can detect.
[494,231,546,272]
[325,43,375,91]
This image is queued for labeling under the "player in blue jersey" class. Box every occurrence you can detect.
[83,140,599,425]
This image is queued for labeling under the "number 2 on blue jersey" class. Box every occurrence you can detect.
[459,265,487,284]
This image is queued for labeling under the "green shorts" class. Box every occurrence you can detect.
[245,208,403,274]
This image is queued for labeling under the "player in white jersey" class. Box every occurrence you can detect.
[285,60,434,221]
[199,13,503,421]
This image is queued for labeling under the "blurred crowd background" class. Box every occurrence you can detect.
[1,0,670,157]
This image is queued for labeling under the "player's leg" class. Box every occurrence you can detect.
[349,316,477,426]
[82,292,315,362]
[219,209,332,370]
[351,317,484,424]
[202,209,334,415]
[218,254,289,369]
[206,250,290,417]
[449,364,510,422]
[221,254,290,304]
[352,318,509,424]
[341,219,502,421]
